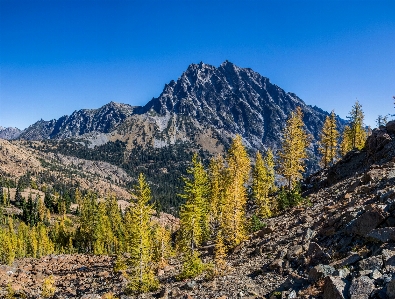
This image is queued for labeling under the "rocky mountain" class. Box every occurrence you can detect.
[138,60,341,151]
[0,126,22,140]
[5,61,346,212]
[16,61,343,153]
[18,101,135,140]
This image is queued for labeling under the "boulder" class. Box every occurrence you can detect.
[387,279,395,299]
[382,249,395,272]
[332,252,361,268]
[386,120,395,133]
[349,276,374,299]
[308,264,335,282]
[346,207,386,236]
[358,256,383,272]
[323,276,349,299]
[367,227,395,242]
[287,245,303,260]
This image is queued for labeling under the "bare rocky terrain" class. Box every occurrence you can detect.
[1,122,395,298]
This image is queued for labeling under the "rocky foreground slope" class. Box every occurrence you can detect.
[1,122,395,299]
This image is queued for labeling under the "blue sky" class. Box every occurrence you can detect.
[0,0,394,129]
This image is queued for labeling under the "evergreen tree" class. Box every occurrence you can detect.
[125,173,158,294]
[221,135,251,247]
[278,107,309,190]
[319,111,339,168]
[346,100,366,150]
[252,150,275,218]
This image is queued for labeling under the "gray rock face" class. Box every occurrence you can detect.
[387,279,395,299]
[349,276,374,299]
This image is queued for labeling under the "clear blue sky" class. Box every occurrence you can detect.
[1,0,394,129]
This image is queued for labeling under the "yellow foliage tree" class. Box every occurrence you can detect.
[346,100,366,150]
[278,107,309,190]
[340,125,352,157]
[152,224,173,269]
[125,173,158,294]
[252,150,276,218]
[319,111,339,168]
[208,155,226,232]
[213,229,228,276]
[221,135,251,248]
[41,275,56,298]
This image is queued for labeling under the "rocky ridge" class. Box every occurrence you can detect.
[0,126,22,140]
[1,122,395,298]
[18,102,135,140]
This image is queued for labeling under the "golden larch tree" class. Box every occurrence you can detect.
[278,107,309,190]
[221,135,251,248]
[208,155,226,231]
[252,150,276,218]
[125,173,158,294]
[319,111,339,168]
[346,101,366,150]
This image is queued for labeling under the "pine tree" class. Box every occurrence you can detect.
[221,135,251,248]
[125,173,158,294]
[278,107,309,190]
[347,101,366,150]
[319,111,339,168]
[252,150,276,218]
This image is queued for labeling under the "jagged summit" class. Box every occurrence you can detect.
[141,61,340,153]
